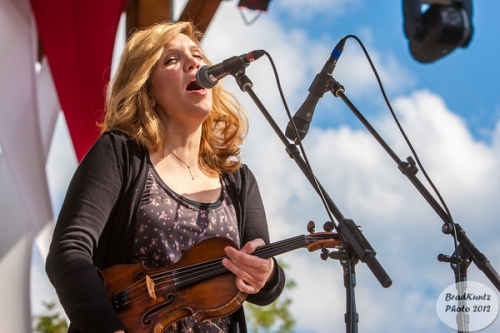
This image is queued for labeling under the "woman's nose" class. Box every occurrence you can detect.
[186,55,202,71]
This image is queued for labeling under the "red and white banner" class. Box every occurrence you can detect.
[0,0,125,331]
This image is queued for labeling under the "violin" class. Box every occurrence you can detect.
[101,232,341,333]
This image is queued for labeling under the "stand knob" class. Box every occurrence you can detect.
[320,248,330,260]
[442,222,454,234]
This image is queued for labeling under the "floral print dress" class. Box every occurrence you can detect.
[132,167,240,332]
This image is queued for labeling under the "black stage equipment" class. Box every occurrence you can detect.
[403,0,473,63]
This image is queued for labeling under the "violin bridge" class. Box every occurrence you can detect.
[146,275,157,299]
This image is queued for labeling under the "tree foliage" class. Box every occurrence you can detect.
[33,301,68,333]
[244,261,297,333]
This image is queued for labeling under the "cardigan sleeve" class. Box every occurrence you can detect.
[233,165,286,306]
[45,132,132,333]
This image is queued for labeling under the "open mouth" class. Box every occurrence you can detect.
[186,80,203,91]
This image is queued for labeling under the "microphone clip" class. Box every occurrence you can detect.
[309,68,334,98]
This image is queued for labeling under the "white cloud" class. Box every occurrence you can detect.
[201,3,500,332]
[386,91,499,223]
[259,91,500,332]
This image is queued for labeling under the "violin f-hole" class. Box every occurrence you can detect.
[142,294,176,325]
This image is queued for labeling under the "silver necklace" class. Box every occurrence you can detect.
[164,144,195,180]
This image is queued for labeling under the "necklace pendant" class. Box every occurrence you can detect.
[164,144,196,180]
[187,165,195,180]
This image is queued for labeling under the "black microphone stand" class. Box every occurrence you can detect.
[327,76,500,333]
[229,68,392,333]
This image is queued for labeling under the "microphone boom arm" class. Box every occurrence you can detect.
[231,67,391,333]
[231,68,392,289]
[328,77,500,292]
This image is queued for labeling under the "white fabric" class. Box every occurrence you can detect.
[0,0,59,331]
[0,228,33,333]
[0,0,53,235]
[0,154,35,331]
[37,56,61,159]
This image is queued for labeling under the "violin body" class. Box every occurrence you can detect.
[101,232,341,333]
[102,237,247,333]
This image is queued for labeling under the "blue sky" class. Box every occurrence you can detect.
[37,1,500,332]
[265,0,500,142]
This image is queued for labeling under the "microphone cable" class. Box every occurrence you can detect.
[258,50,345,242]
[341,34,461,276]
[248,38,460,281]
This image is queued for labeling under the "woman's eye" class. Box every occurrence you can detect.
[165,57,178,65]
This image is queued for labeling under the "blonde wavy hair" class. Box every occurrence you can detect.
[100,21,248,175]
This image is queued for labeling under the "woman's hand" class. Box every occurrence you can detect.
[222,238,275,294]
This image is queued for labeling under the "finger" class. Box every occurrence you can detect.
[221,257,258,293]
[222,253,259,283]
[224,246,266,274]
[240,238,265,255]
[235,277,258,294]
[234,259,273,293]
[223,249,272,290]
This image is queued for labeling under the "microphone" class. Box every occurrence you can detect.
[285,38,347,142]
[196,50,265,89]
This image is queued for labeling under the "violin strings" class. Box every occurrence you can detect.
[115,233,338,304]
[172,236,309,287]
[121,237,307,302]
[116,257,224,304]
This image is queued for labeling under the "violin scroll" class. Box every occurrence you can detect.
[305,220,345,261]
